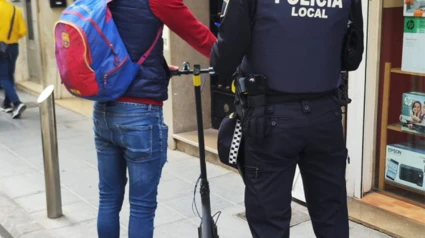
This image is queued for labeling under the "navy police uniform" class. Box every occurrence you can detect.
[211,0,364,237]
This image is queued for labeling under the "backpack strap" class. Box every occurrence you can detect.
[7,6,16,41]
[137,26,163,65]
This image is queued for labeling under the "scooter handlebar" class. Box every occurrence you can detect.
[170,65,215,76]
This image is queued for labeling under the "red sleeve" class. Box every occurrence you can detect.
[149,0,217,58]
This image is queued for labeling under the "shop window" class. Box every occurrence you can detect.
[375,1,425,207]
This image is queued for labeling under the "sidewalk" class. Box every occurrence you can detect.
[0,90,391,238]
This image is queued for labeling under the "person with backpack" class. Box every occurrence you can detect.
[54,0,216,237]
[211,0,364,237]
[0,0,28,118]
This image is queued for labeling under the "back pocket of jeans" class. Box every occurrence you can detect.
[117,124,153,162]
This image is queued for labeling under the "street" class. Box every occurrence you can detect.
[0,90,392,237]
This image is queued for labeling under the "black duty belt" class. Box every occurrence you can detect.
[246,90,335,107]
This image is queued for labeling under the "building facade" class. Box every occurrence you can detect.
[11,0,425,234]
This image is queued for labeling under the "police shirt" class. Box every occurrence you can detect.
[210,0,364,94]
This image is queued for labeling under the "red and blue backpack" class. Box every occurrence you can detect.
[54,0,162,102]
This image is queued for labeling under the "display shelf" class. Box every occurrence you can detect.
[378,62,425,197]
[391,68,425,77]
[387,122,425,138]
[387,123,402,132]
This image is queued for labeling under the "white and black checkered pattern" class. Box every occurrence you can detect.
[229,120,243,164]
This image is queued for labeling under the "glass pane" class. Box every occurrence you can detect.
[374,1,425,207]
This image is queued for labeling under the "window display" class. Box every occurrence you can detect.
[401,18,425,74]
[404,0,425,17]
[375,1,425,206]
[378,62,425,205]
[385,143,425,192]
[400,92,425,134]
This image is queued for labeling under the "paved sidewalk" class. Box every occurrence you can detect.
[0,90,391,238]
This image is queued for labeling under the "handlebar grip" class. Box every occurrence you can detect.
[170,68,215,76]
[170,70,182,76]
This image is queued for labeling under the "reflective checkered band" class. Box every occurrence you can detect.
[229,120,242,164]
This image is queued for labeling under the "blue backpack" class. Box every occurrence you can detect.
[54,0,162,102]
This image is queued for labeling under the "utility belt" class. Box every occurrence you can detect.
[231,74,351,144]
[217,73,351,177]
[218,73,351,178]
[246,90,336,107]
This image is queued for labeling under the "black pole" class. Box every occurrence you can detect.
[192,64,219,238]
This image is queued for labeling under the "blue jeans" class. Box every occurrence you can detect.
[0,44,20,106]
[93,101,168,238]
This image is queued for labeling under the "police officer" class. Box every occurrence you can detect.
[211,0,364,237]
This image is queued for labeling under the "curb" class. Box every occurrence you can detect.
[0,193,53,238]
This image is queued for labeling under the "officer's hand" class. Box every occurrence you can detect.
[169,65,180,77]
[169,65,179,71]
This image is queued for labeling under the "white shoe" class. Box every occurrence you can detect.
[0,106,13,113]
[12,103,26,119]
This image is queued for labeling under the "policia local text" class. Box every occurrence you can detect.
[288,0,343,19]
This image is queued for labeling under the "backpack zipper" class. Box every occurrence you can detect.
[103,56,129,89]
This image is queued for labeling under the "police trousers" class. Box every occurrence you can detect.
[243,96,349,238]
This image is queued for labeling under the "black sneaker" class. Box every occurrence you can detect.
[1,105,13,113]
[12,103,26,119]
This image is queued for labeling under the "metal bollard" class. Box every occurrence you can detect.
[37,85,63,219]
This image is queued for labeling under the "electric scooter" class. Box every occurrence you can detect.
[171,62,219,238]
